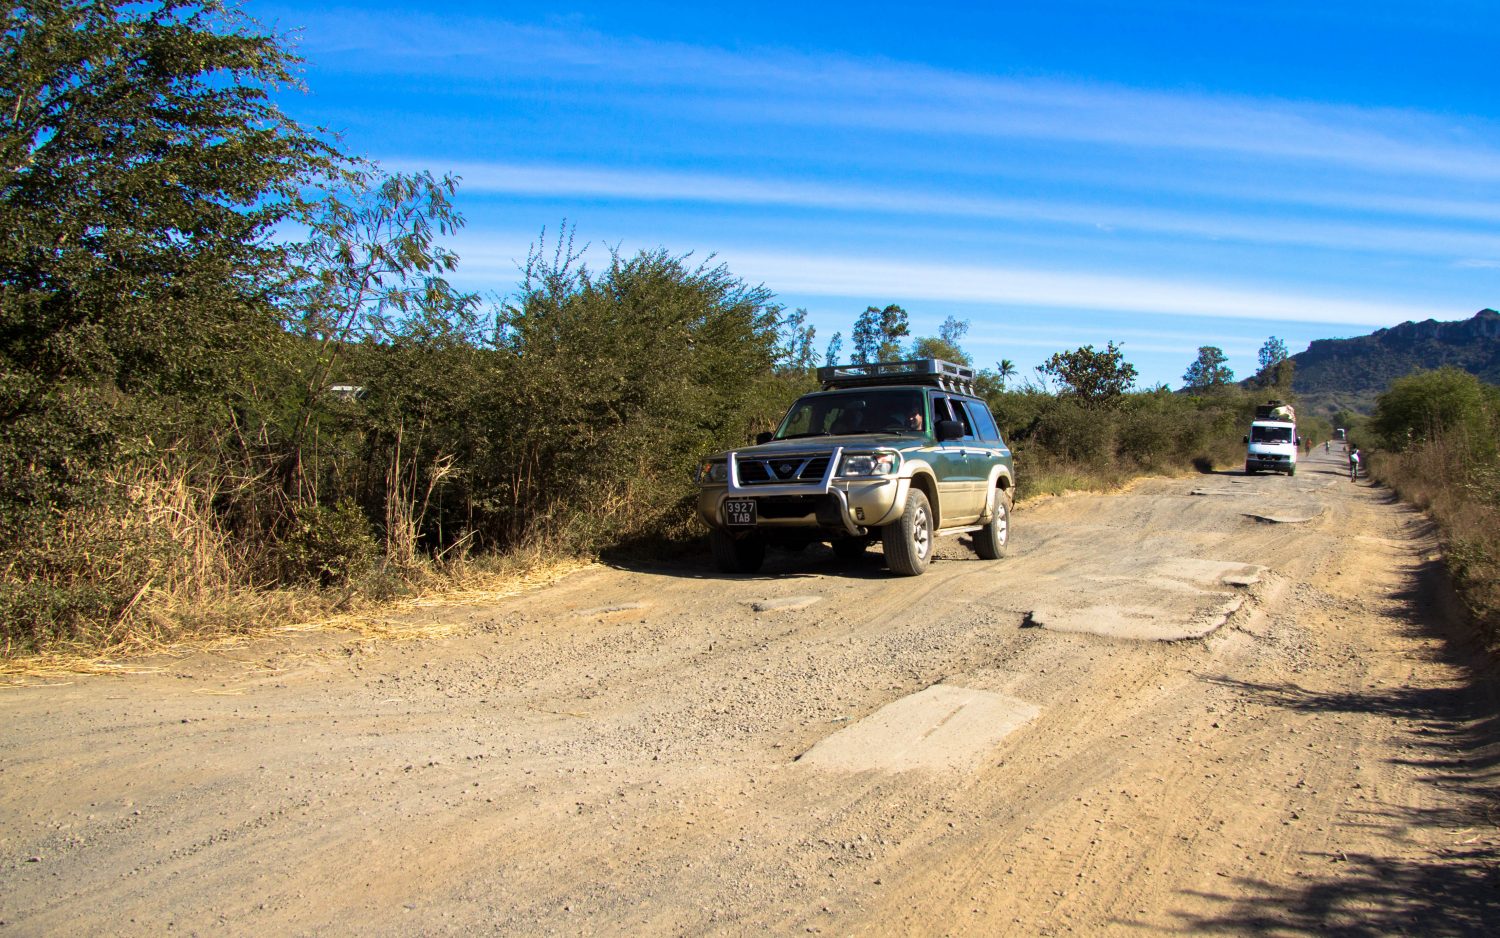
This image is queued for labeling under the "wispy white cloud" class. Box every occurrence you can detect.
[725,251,1435,327]
[305,9,1500,183]
[967,334,1239,357]
[421,160,1500,258]
[963,321,1262,356]
[451,236,1438,328]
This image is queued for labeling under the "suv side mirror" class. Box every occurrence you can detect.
[754,431,773,445]
[1242,435,1249,444]
[936,419,964,442]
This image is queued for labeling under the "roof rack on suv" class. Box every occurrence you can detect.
[816,358,976,394]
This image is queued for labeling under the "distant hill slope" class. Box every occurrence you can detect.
[1291,308,1500,416]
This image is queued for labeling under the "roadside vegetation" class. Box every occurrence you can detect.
[1364,368,1500,648]
[975,339,1322,498]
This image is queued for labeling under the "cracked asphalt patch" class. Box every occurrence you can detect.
[1028,557,1265,641]
[797,684,1041,772]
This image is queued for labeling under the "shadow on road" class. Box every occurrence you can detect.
[1176,843,1500,936]
[597,541,937,583]
[1181,555,1500,935]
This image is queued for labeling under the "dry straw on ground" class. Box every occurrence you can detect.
[1,556,594,684]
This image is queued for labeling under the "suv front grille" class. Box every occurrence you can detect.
[735,454,832,485]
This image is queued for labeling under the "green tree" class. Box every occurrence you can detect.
[1371,367,1497,452]
[1254,336,1294,389]
[851,304,910,363]
[1182,346,1234,390]
[488,241,787,546]
[0,0,344,517]
[1333,408,1360,437]
[974,358,1018,398]
[911,316,971,364]
[778,308,818,371]
[824,331,844,367]
[275,170,480,508]
[1040,342,1138,407]
[0,0,349,643]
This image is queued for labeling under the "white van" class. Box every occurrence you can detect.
[1245,420,1298,475]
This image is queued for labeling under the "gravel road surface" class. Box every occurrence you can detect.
[3,447,1497,935]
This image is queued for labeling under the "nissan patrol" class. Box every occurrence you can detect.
[694,359,1015,575]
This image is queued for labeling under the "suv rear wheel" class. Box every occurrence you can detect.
[710,529,765,574]
[974,486,1011,560]
[882,489,933,576]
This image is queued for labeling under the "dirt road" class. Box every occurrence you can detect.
[3,447,1497,936]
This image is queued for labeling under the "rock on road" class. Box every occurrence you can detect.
[2,447,1497,935]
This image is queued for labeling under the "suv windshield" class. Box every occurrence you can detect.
[776,389,927,439]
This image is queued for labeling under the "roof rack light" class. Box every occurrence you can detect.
[816,358,976,393]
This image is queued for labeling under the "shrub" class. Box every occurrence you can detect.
[1370,387,1500,650]
[1371,367,1497,453]
[0,460,241,651]
[279,499,379,587]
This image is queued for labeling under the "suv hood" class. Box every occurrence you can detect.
[723,433,926,457]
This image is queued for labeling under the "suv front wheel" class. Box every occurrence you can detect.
[882,489,933,576]
[711,529,765,574]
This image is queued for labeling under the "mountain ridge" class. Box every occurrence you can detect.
[1289,308,1500,416]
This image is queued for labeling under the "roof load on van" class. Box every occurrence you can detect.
[817,358,976,394]
[1254,400,1296,422]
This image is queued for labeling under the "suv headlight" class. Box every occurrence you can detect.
[697,459,729,484]
[841,452,898,477]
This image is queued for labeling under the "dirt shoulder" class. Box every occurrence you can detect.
[2,447,1497,936]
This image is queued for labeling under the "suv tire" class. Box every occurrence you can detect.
[974,486,1011,560]
[711,529,765,574]
[882,489,933,576]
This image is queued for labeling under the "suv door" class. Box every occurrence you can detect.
[933,394,985,523]
[958,397,1011,488]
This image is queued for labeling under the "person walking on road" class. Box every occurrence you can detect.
[1348,446,1362,482]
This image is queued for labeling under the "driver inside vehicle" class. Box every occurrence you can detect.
[903,405,924,431]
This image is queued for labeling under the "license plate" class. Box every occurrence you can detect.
[724,499,757,526]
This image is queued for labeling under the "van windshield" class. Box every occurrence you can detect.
[1251,425,1294,444]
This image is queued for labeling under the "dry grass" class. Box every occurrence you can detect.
[0,459,251,651]
[1371,436,1500,648]
[0,551,593,682]
[2,449,604,676]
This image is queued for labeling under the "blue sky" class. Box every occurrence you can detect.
[247,1,1498,388]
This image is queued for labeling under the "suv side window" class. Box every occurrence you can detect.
[930,394,954,427]
[941,395,976,439]
[963,400,1002,443]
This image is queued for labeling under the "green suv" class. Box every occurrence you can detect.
[695,359,1015,575]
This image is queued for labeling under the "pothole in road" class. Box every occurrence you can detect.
[572,601,652,617]
[796,684,1041,773]
[747,596,824,612]
[1026,558,1265,641]
[1027,598,1244,641]
[1243,510,1322,524]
